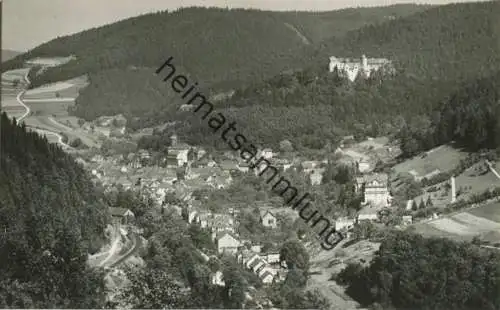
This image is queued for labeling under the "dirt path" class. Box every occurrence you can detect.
[99,229,122,267]
[308,238,360,309]
[109,233,141,267]
[284,22,310,45]
[485,160,500,180]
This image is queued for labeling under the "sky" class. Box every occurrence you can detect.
[2,0,491,51]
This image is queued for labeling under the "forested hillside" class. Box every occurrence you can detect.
[3,5,429,88]
[399,70,500,157]
[0,113,108,307]
[1,5,429,122]
[314,1,500,82]
[63,1,498,152]
[161,1,500,150]
[336,231,500,310]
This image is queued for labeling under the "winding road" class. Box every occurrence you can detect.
[3,68,71,149]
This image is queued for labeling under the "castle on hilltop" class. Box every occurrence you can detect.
[329,54,394,82]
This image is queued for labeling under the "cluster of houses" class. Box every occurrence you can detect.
[183,201,288,285]
[209,234,286,285]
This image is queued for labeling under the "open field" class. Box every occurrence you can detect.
[25,56,75,67]
[413,203,500,243]
[23,75,88,100]
[336,136,400,170]
[469,202,500,223]
[392,145,468,178]
[24,100,74,117]
[411,164,500,208]
[1,68,29,82]
[455,167,500,200]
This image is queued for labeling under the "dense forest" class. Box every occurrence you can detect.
[1,5,430,126]
[398,70,500,157]
[135,1,500,151]
[0,113,108,307]
[336,231,500,310]
[2,5,429,90]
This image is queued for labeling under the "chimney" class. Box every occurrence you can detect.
[451,176,456,203]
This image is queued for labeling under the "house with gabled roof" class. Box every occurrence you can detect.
[248,257,266,273]
[209,214,235,234]
[110,207,135,227]
[260,210,277,229]
[219,160,239,173]
[355,173,391,207]
[216,232,242,255]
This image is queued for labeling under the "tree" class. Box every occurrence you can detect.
[418,199,426,209]
[221,258,247,309]
[425,196,433,207]
[118,268,190,309]
[411,200,418,211]
[280,139,294,152]
[471,235,482,246]
[280,239,309,272]
[70,138,83,148]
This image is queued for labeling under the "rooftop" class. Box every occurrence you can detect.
[356,173,389,185]
[109,207,132,217]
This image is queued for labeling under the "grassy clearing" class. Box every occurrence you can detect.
[23,75,88,100]
[392,145,468,177]
[413,205,500,243]
[469,202,500,223]
[412,222,469,241]
[455,168,500,200]
[26,101,73,117]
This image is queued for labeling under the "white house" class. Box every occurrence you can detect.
[211,271,225,286]
[357,208,379,221]
[251,245,262,253]
[260,210,277,229]
[310,170,324,186]
[334,217,356,231]
[167,134,191,167]
[356,173,391,207]
[263,252,280,265]
[249,257,267,273]
[402,215,413,225]
[244,254,262,270]
[109,207,135,228]
[260,149,273,160]
[217,232,241,254]
[301,161,318,174]
[358,160,371,173]
[260,271,275,284]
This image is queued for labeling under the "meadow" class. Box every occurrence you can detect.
[392,145,469,178]
[413,201,500,243]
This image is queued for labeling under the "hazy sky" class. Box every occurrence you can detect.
[2,0,490,51]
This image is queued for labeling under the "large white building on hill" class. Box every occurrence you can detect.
[329,54,394,82]
[356,173,391,208]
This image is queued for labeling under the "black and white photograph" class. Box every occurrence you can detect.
[1,0,499,308]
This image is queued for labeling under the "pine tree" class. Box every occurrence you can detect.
[412,200,418,211]
[426,196,433,207]
[419,199,426,209]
